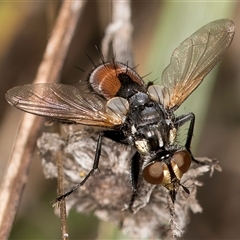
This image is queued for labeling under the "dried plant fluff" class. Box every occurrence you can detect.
[37,126,221,239]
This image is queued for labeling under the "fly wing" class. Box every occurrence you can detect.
[5,83,123,127]
[161,19,235,110]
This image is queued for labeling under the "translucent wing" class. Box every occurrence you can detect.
[161,19,235,110]
[5,83,123,127]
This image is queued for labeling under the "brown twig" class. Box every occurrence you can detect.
[56,150,69,240]
[101,0,134,65]
[0,1,86,239]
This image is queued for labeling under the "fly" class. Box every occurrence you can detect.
[5,19,235,208]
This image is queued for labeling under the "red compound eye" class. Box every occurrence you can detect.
[172,150,191,174]
[142,161,164,184]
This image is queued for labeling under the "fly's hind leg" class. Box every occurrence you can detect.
[53,131,106,204]
[54,129,128,204]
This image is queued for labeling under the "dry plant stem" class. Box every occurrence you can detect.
[101,0,134,65]
[56,151,69,240]
[0,1,86,239]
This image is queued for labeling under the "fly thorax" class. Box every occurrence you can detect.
[128,92,171,155]
[128,92,164,126]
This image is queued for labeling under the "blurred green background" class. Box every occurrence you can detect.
[0,1,240,239]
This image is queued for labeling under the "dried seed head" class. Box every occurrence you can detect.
[37,126,221,239]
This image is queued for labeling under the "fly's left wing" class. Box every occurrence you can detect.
[161,19,235,111]
[5,83,123,127]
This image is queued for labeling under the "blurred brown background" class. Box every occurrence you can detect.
[0,1,240,239]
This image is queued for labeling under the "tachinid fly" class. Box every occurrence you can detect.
[5,19,235,207]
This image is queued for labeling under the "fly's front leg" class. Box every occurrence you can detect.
[128,151,141,211]
[175,112,195,147]
[175,113,198,162]
[103,131,142,211]
[175,113,195,151]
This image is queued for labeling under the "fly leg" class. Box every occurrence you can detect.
[128,151,141,211]
[175,113,203,164]
[175,113,195,152]
[54,130,127,203]
[102,131,142,211]
[54,131,105,203]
